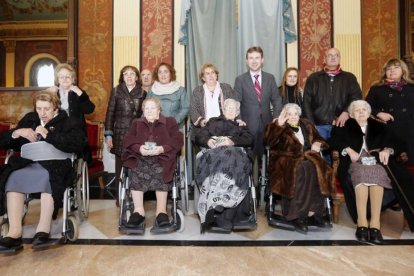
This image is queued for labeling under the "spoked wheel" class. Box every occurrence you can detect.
[81,161,90,218]
[66,216,79,242]
[179,157,188,214]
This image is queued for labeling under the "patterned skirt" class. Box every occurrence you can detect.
[128,156,171,192]
[349,150,391,189]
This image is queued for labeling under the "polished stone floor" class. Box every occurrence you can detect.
[1,186,414,274]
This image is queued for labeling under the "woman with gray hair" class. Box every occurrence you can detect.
[265,103,334,234]
[194,99,254,233]
[330,100,414,244]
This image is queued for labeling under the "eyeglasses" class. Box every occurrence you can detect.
[58,75,72,80]
[123,71,136,77]
[326,54,340,58]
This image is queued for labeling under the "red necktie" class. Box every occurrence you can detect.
[254,74,261,102]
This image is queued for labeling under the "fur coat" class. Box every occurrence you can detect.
[264,118,334,198]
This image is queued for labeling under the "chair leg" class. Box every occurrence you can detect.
[98,176,105,189]
[332,199,341,224]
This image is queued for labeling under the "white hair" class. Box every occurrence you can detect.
[348,100,372,118]
[282,103,302,116]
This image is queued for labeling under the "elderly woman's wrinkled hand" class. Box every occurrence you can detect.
[35,126,48,139]
[379,149,390,165]
[346,147,360,163]
[277,110,288,126]
[236,119,246,127]
[376,112,394,122]
[207,138,216,149]
[311,142,322,153]
[13,128,38,142]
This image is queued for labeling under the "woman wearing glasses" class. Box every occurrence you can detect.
[47,63,95,163]
[104,65,147,205]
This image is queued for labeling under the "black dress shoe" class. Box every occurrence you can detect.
[369,228,384,245]
[32,232,50,246]
[126,212,145,228]
[292,217,308,234]
[155,213,171,228]
[355,226,369,242]
[0,236,23,250]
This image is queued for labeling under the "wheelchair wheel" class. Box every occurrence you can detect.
[81,161,90,218]
[0,222,9,238]
[172,208,185,233]
[66,216,79,242]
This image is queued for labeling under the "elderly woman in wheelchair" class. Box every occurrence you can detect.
[194,99,254,233]
[264,103,335,234]
[0,91,86,253]
[121,97,183,234]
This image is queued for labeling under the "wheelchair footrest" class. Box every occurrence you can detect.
[32,238,63,250]
[208,226,232,234]
[150,223,177,234]
[119,225,145,235]
[0,244,23,254]
[267,214,296,231]
[232,215,257,231]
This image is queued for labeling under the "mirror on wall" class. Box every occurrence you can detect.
[0,0,74,88]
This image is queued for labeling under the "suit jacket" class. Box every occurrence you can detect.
[234,71,282,156]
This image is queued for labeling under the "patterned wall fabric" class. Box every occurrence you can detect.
[298,0,332,85]
[78,0,113,122]
[140,0,173,71]
[361,0,398,95]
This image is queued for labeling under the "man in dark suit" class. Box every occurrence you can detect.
[234,46,282,186]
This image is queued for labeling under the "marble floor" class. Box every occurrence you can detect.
[1,188,414,275]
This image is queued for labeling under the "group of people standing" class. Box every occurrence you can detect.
[1,45,414,253]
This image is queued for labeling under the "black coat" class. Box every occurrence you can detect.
[329,117,414,230]
[56,90,95,163]
[365,83,414,164]
[303,70,362,125]
[194,116,254,150]
[0,110,87,216]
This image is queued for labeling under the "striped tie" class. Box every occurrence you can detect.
[254,74,261,102]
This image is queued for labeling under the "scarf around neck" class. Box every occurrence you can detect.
[203,82,222,120]
[384,79,407,91]
[324,65,342,76]
[151,80,181,95]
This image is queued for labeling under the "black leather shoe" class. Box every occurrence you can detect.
[369,228,384,245]
[355,227,369,242]
[32,232,50,246]
[0,236,23,250]
[155,213,171,228]
[126,212,145,228]
[292,217,308,234]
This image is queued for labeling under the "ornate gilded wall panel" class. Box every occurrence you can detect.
[78,0,113,122]
[141,0,173,70]
[361,0,398,95]
[298,0,333,85]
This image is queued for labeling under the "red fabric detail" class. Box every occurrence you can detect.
[335,177,343,194]
[406,164,414,177]
[254,74,261,102]
[88,159,104,176]
[86,123,99,158]
[0,123,11,158]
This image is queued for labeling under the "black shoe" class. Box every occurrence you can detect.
[126,212,145,228]
[32,232,50,246]
[292,217,308,234]
[308,215,331,228]
[155,213,171,228]
[355,227,369,242]
[0,236,23,251]
[232,214,256,230]
[214,214,233,231]
[369,228,384,245]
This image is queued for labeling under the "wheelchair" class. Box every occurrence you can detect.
[193,146,257,234]
[118,155,186,235]
[259,147,333,233]
[0,142,89,252]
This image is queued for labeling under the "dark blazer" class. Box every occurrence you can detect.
[234,71,282,156]
[122,115,183,183]
[0,110,87,216]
